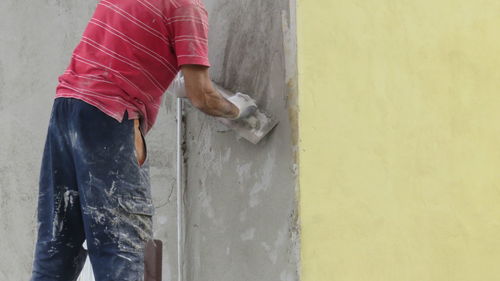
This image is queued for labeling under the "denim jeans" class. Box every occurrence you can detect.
[31,97,153,281]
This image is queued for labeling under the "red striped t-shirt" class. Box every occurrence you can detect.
[56,0,210,134]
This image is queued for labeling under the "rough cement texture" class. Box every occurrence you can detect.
[0,0,298,280]
[0,2,96,279]
[183,0,300,281]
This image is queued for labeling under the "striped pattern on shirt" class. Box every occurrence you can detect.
[56,0,210,134]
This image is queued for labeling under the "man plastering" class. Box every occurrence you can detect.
[30,0,257,280]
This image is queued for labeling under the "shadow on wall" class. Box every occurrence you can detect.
[209,0,284,105]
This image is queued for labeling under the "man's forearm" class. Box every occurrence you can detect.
[198,89,239,118]
[180,64,240,119]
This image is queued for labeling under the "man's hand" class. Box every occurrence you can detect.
[181,65,239,119]
[226,93,257,120]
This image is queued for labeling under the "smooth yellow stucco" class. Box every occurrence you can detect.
[298,1,500,280]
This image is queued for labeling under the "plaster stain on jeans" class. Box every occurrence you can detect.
[104,181,117,197]
[84,206,107,225]
[63,190,78,210]
[51,192,64,239]
[117,254,133,262]
[70,130,78,147]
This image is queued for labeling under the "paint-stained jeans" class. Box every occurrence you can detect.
[31,97,153,281]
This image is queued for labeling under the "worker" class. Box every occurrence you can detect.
[30,0,257,280]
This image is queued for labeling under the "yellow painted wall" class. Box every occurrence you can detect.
[298,1,500,280]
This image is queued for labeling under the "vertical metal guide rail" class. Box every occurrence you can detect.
[176,98,185,281]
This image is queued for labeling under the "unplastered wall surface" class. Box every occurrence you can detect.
[0,1,95,278]
[183,1,299,281]
[0,1,179,280]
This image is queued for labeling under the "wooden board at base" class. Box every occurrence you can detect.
[145,240,163,281]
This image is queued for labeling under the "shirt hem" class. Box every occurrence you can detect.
[177,57,211,67]
[55,93,140,123]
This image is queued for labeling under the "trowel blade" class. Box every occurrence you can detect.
[216,110,279,144]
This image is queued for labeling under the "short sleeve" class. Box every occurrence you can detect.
[171,5,210,67]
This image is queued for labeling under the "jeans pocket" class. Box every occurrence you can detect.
[114,196,154,253]
[118,196,155,217]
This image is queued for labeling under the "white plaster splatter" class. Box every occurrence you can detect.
[157,215,168,225]
[236,162,252,184]
[259,225,288,265]
[240,228,256,241]
[269,227,288,264]
[117,254,133,262]
[291,163,298,176]
[104,181,117,197]
[199,191,215,219]
[261,242,271,252]
[63,189,78,210]
[249,151,276,207]
[239,209,247,222]
[52,213,63,239]
[70,130,78,147]
[222,147,231,162]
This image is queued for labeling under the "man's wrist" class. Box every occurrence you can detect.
[226,104,240,119]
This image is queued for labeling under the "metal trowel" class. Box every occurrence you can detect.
[212,83,279,144]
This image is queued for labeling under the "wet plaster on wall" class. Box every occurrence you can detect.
[183,1,300,281]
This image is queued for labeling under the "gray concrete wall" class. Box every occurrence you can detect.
[182,0,299,280]
[0,0,298,280]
